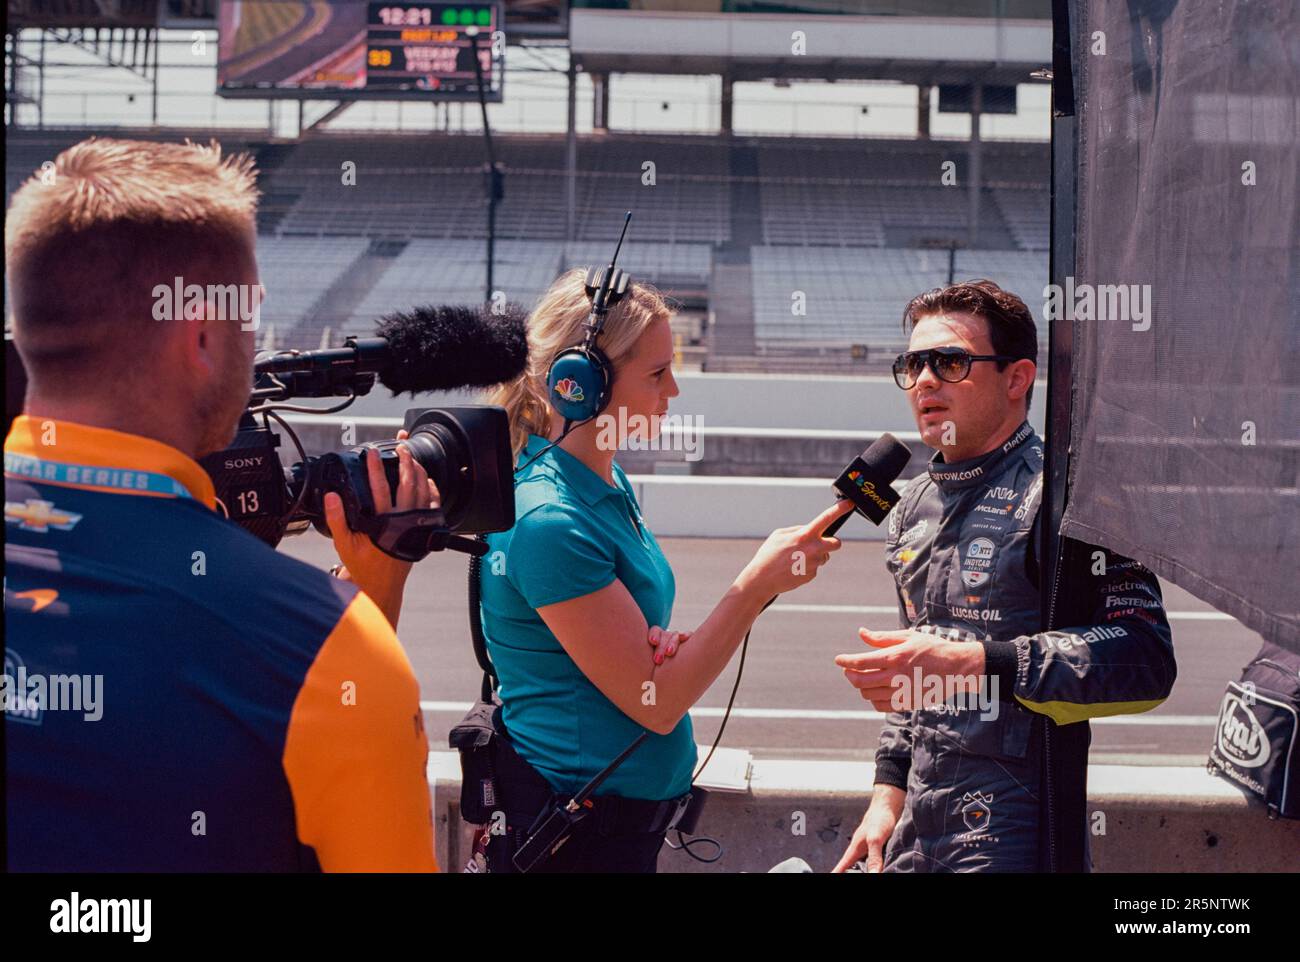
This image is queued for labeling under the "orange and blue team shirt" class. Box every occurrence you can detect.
[3,416,437,871]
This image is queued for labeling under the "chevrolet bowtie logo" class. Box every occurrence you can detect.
[4,498,84,533]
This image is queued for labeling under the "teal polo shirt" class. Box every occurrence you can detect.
[479,433,696,801]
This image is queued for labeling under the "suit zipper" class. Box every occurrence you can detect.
[1042,541,1066,873]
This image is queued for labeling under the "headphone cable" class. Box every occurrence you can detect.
[667,595,777,864]
[512,417,592,475]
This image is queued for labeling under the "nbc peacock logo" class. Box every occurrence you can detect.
[554,377,584,403]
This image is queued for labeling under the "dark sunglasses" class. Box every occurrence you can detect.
[892,347,1020,389]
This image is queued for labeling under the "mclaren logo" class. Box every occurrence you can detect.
[959,790,994,836]
[13,589,59,612]
[6,586,67,618]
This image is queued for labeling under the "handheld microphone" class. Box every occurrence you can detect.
[822,434,913,537]
[255,303,529,399]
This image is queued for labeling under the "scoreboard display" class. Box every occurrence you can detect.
[365,3,503,99]
[218,1,504,101]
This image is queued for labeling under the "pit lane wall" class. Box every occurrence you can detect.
[426,754,1300,873]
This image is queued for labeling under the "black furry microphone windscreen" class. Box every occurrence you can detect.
[374,303,529,395]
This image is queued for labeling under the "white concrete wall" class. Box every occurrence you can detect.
[629,473,895,541]
[331,371,1048,436]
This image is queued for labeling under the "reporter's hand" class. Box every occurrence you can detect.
[736,499,853,598]
[648,625,692,666]
[324,431,439,629]
[832,784,905,873]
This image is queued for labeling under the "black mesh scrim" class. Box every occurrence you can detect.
[1064,0,1298,651]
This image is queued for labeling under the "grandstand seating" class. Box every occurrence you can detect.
[254,236,370,344]
[954,248,1050,314]
[752,246,945,348]
[339,239,562,335]
[750,245,1047,350]
[5,128,1050,370]
[991,187,1050,250]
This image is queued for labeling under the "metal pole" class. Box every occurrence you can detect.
[8,31,19,128]
[968,83,982,248]
[469,30,500,306]
[151,29,159,126]
[37,29,46,129]
[1041,0,1085,876]
[720,73,733,134]
[566,55,577,242]
[591,72,606,130]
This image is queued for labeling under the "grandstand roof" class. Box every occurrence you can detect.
[570,8,1052,86]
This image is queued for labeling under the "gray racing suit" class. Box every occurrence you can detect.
[873,420,1176,872]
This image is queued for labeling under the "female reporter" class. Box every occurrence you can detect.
[476,270,850,873]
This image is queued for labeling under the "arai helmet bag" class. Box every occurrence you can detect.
[1207,640,1300,820]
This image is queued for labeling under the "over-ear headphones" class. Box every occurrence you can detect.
[545,264,631,425]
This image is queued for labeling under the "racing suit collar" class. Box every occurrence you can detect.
[927,420,1035,491]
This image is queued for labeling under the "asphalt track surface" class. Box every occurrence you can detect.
[280,532,1261,768]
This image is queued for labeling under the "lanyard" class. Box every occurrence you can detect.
[4,452,197,500]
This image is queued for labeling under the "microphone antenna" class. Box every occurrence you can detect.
[586,210,632,342]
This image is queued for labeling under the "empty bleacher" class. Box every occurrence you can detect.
[953,249,1049,319]
[339,239,558,336]
[749,245,1048,351]
[6,128,1051,370]
[331,239,713,340]
[752,246,948,349]
[254,236,371,344]
[992,188,1050,251]
[258,132,731,245]
[561,241,713,288]
[575,136,731,244]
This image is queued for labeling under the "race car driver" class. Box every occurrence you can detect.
[832,279,1175,873]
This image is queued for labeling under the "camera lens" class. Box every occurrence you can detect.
[403,420,470,526]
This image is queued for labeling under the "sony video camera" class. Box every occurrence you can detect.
[199,304,528,562]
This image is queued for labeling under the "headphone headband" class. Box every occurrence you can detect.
[545,215,635,430]
[580,266,631,350]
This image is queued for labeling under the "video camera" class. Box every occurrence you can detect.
[198,303,529,562]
